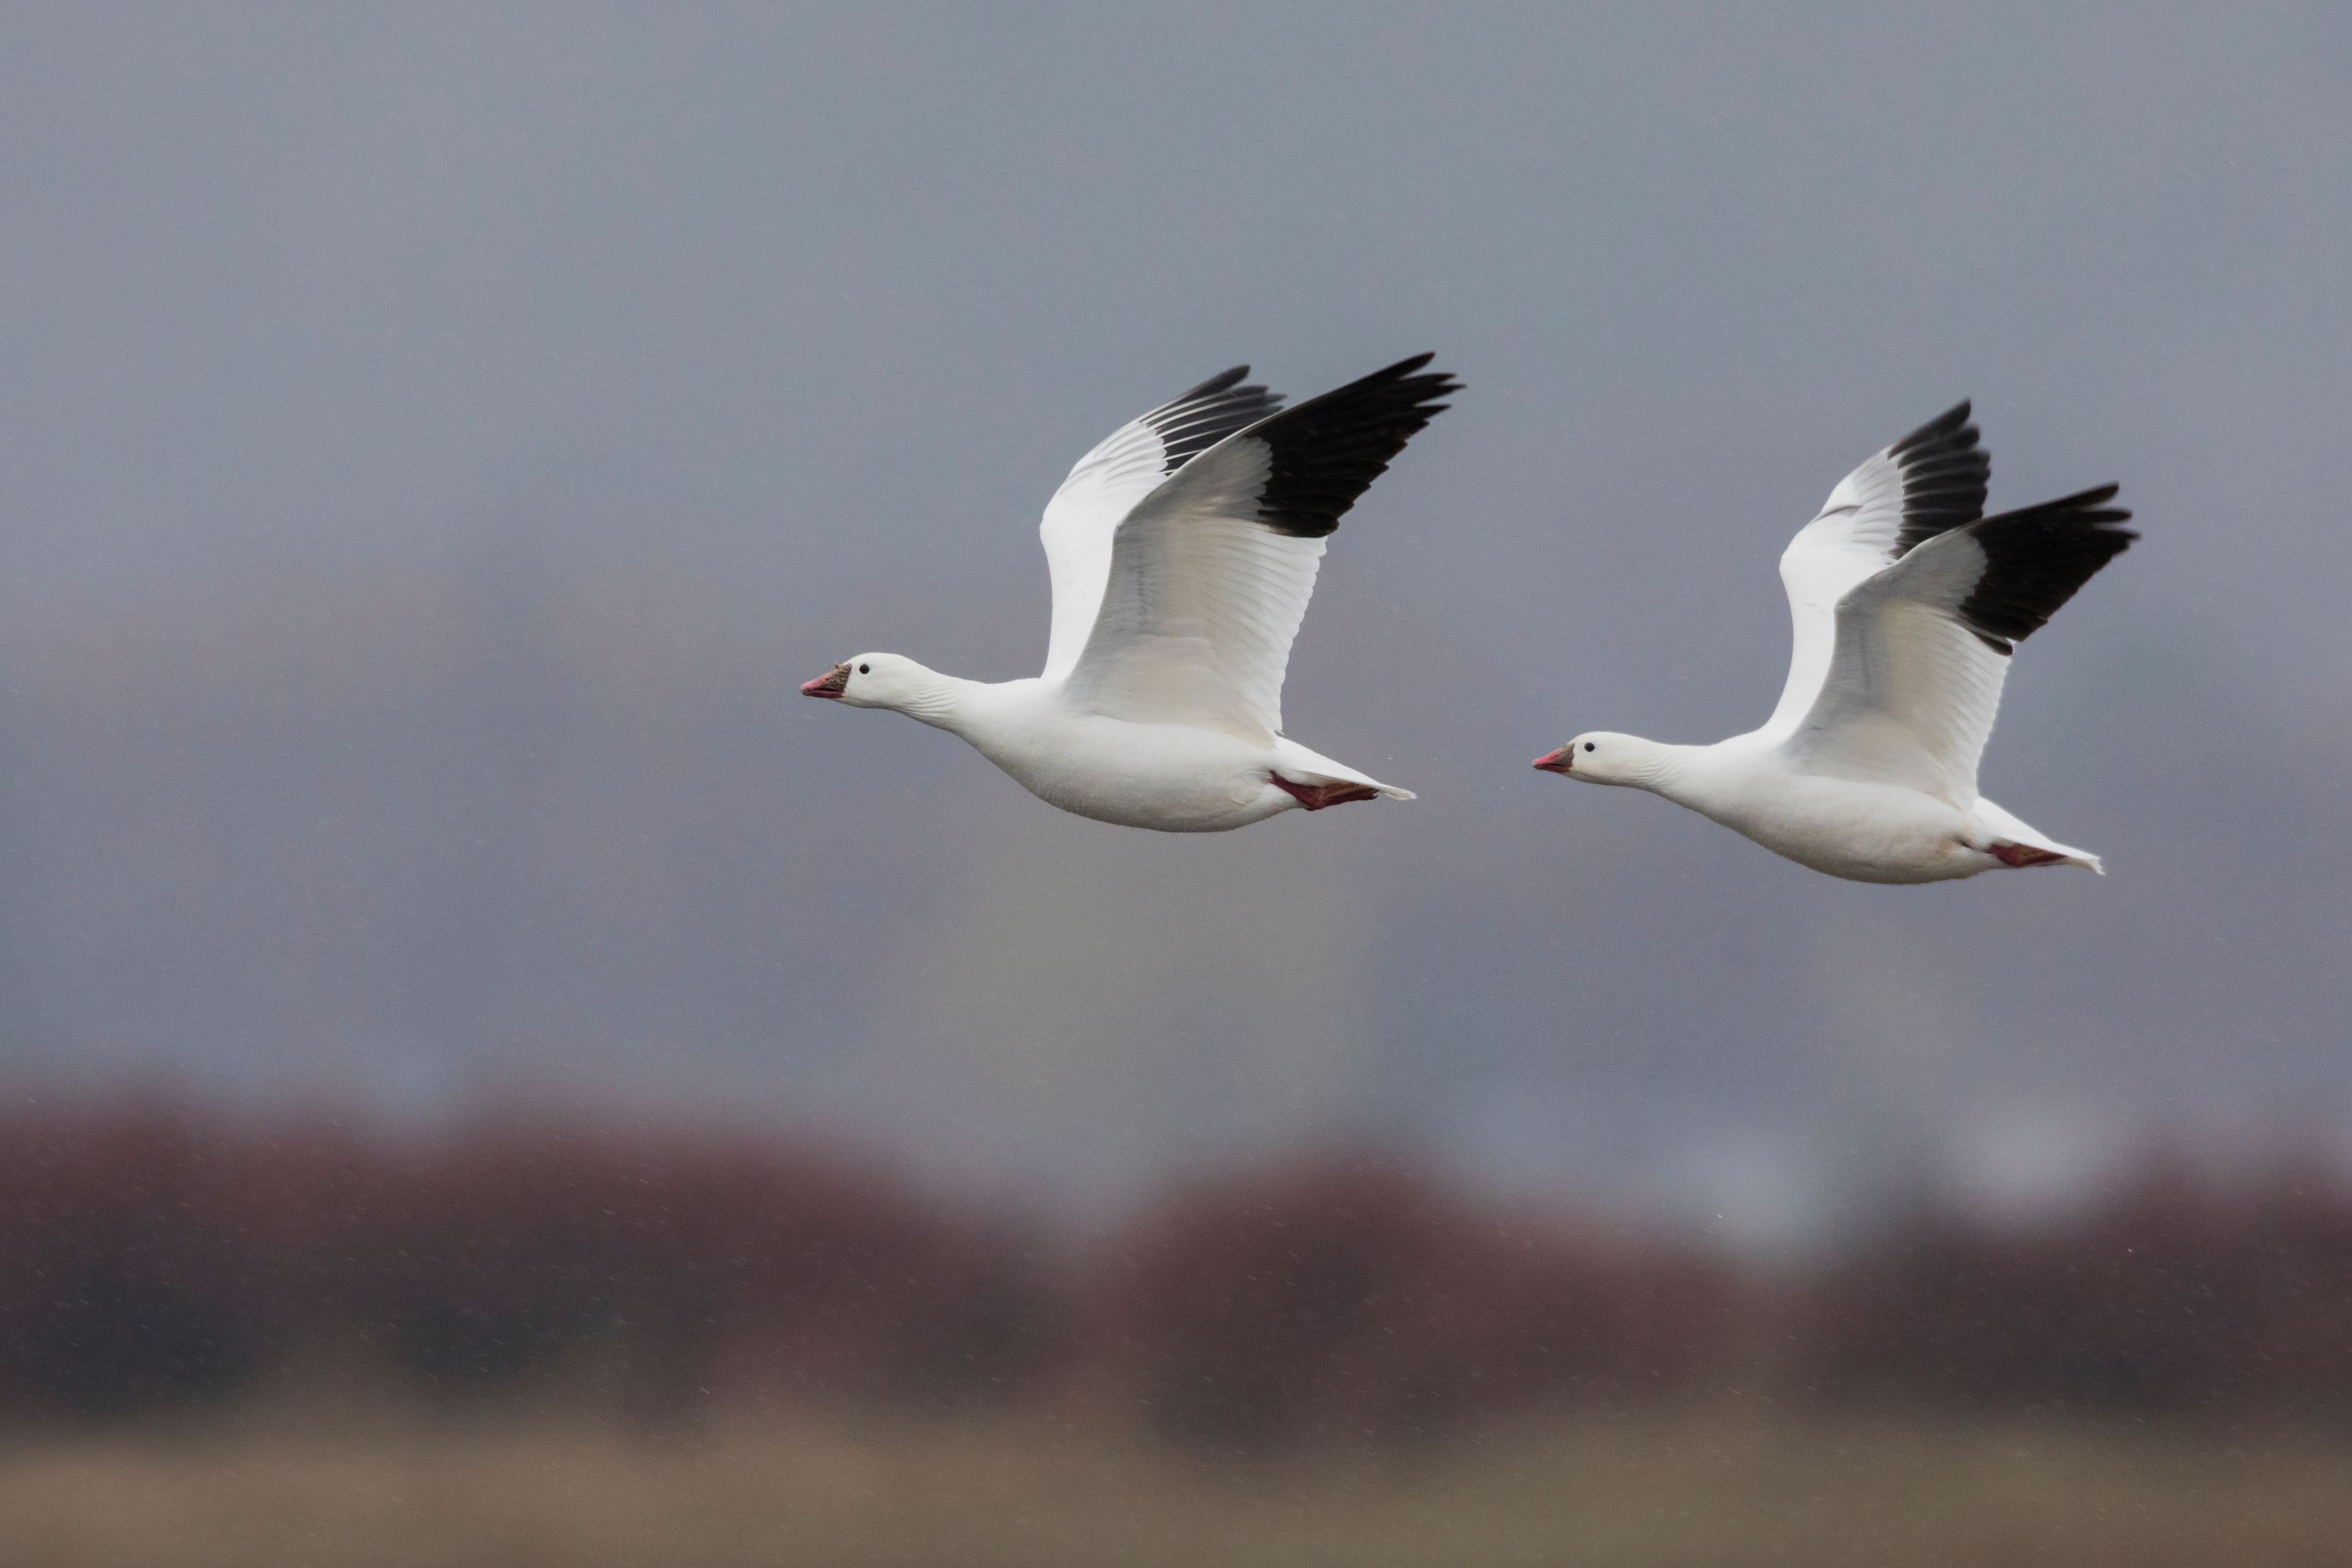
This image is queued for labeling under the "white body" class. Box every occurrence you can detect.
[1622,733,2093,885]
[877,670,1401,833]
[804,360,1448,832]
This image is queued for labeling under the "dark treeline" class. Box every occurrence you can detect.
[1,1100,2348,1444]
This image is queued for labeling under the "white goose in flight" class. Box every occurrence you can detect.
[804,355,1458,831]
[1534,403,2136,883]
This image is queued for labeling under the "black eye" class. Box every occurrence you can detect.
[1584,741,1596,753]
[858,663,870,674]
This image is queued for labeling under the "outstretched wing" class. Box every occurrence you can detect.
[1786,486,2136,805]
[1761,402,1989,737]
[1038,368,1283,681]
[1062,354,1459,741]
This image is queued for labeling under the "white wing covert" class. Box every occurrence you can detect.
[1788,486,2135,804]
[1037,368,1281,681]
[1064,354,1459,741]
[1762,402,1988,736]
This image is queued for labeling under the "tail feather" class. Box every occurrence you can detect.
[1977,799,2101,873]
[1990,840,2103,873]
[1270,738,1413,804]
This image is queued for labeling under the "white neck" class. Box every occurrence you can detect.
[881,662,987,735]
[1614,738,1712,804]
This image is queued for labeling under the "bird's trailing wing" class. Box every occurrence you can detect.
[1788,486,2136,804]
[1038,368,1283,682]
[1762,403,1989,737]
[1064,354,1459,741]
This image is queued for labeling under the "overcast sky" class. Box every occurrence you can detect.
[2,5,2347,1238]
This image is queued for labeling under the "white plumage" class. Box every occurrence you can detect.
[1537,404,2136,883]
[806,357,1457,831]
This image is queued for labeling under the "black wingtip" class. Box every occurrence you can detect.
[1149,367,1284,474]
[1329,352,1459,405]
[1957,484,2136,651]
[2046,481,2128,517]
[1389,351,1460,394]
[1242,355,1461,538]
[1888,399,1990,557]
[1892,399,1973,451]
[1179,365,1253,400]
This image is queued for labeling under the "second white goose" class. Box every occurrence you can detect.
[1534,403,2136,884]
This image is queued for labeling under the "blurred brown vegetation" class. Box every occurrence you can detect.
[1081,1157,1738,1444]
[0,1101,1049,1425]
[1,1098,2348,1446]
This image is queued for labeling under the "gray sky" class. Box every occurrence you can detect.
[3,5,2347,1237]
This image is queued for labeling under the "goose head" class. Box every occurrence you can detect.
[801,652,946,714]
[1533,731,1656,786]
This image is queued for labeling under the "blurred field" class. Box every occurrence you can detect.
[5,1105,2351,1565]
[3,1409,2350,1568]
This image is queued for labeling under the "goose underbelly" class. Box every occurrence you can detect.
[970,716,1289,833]
[1703,776,1991,884]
